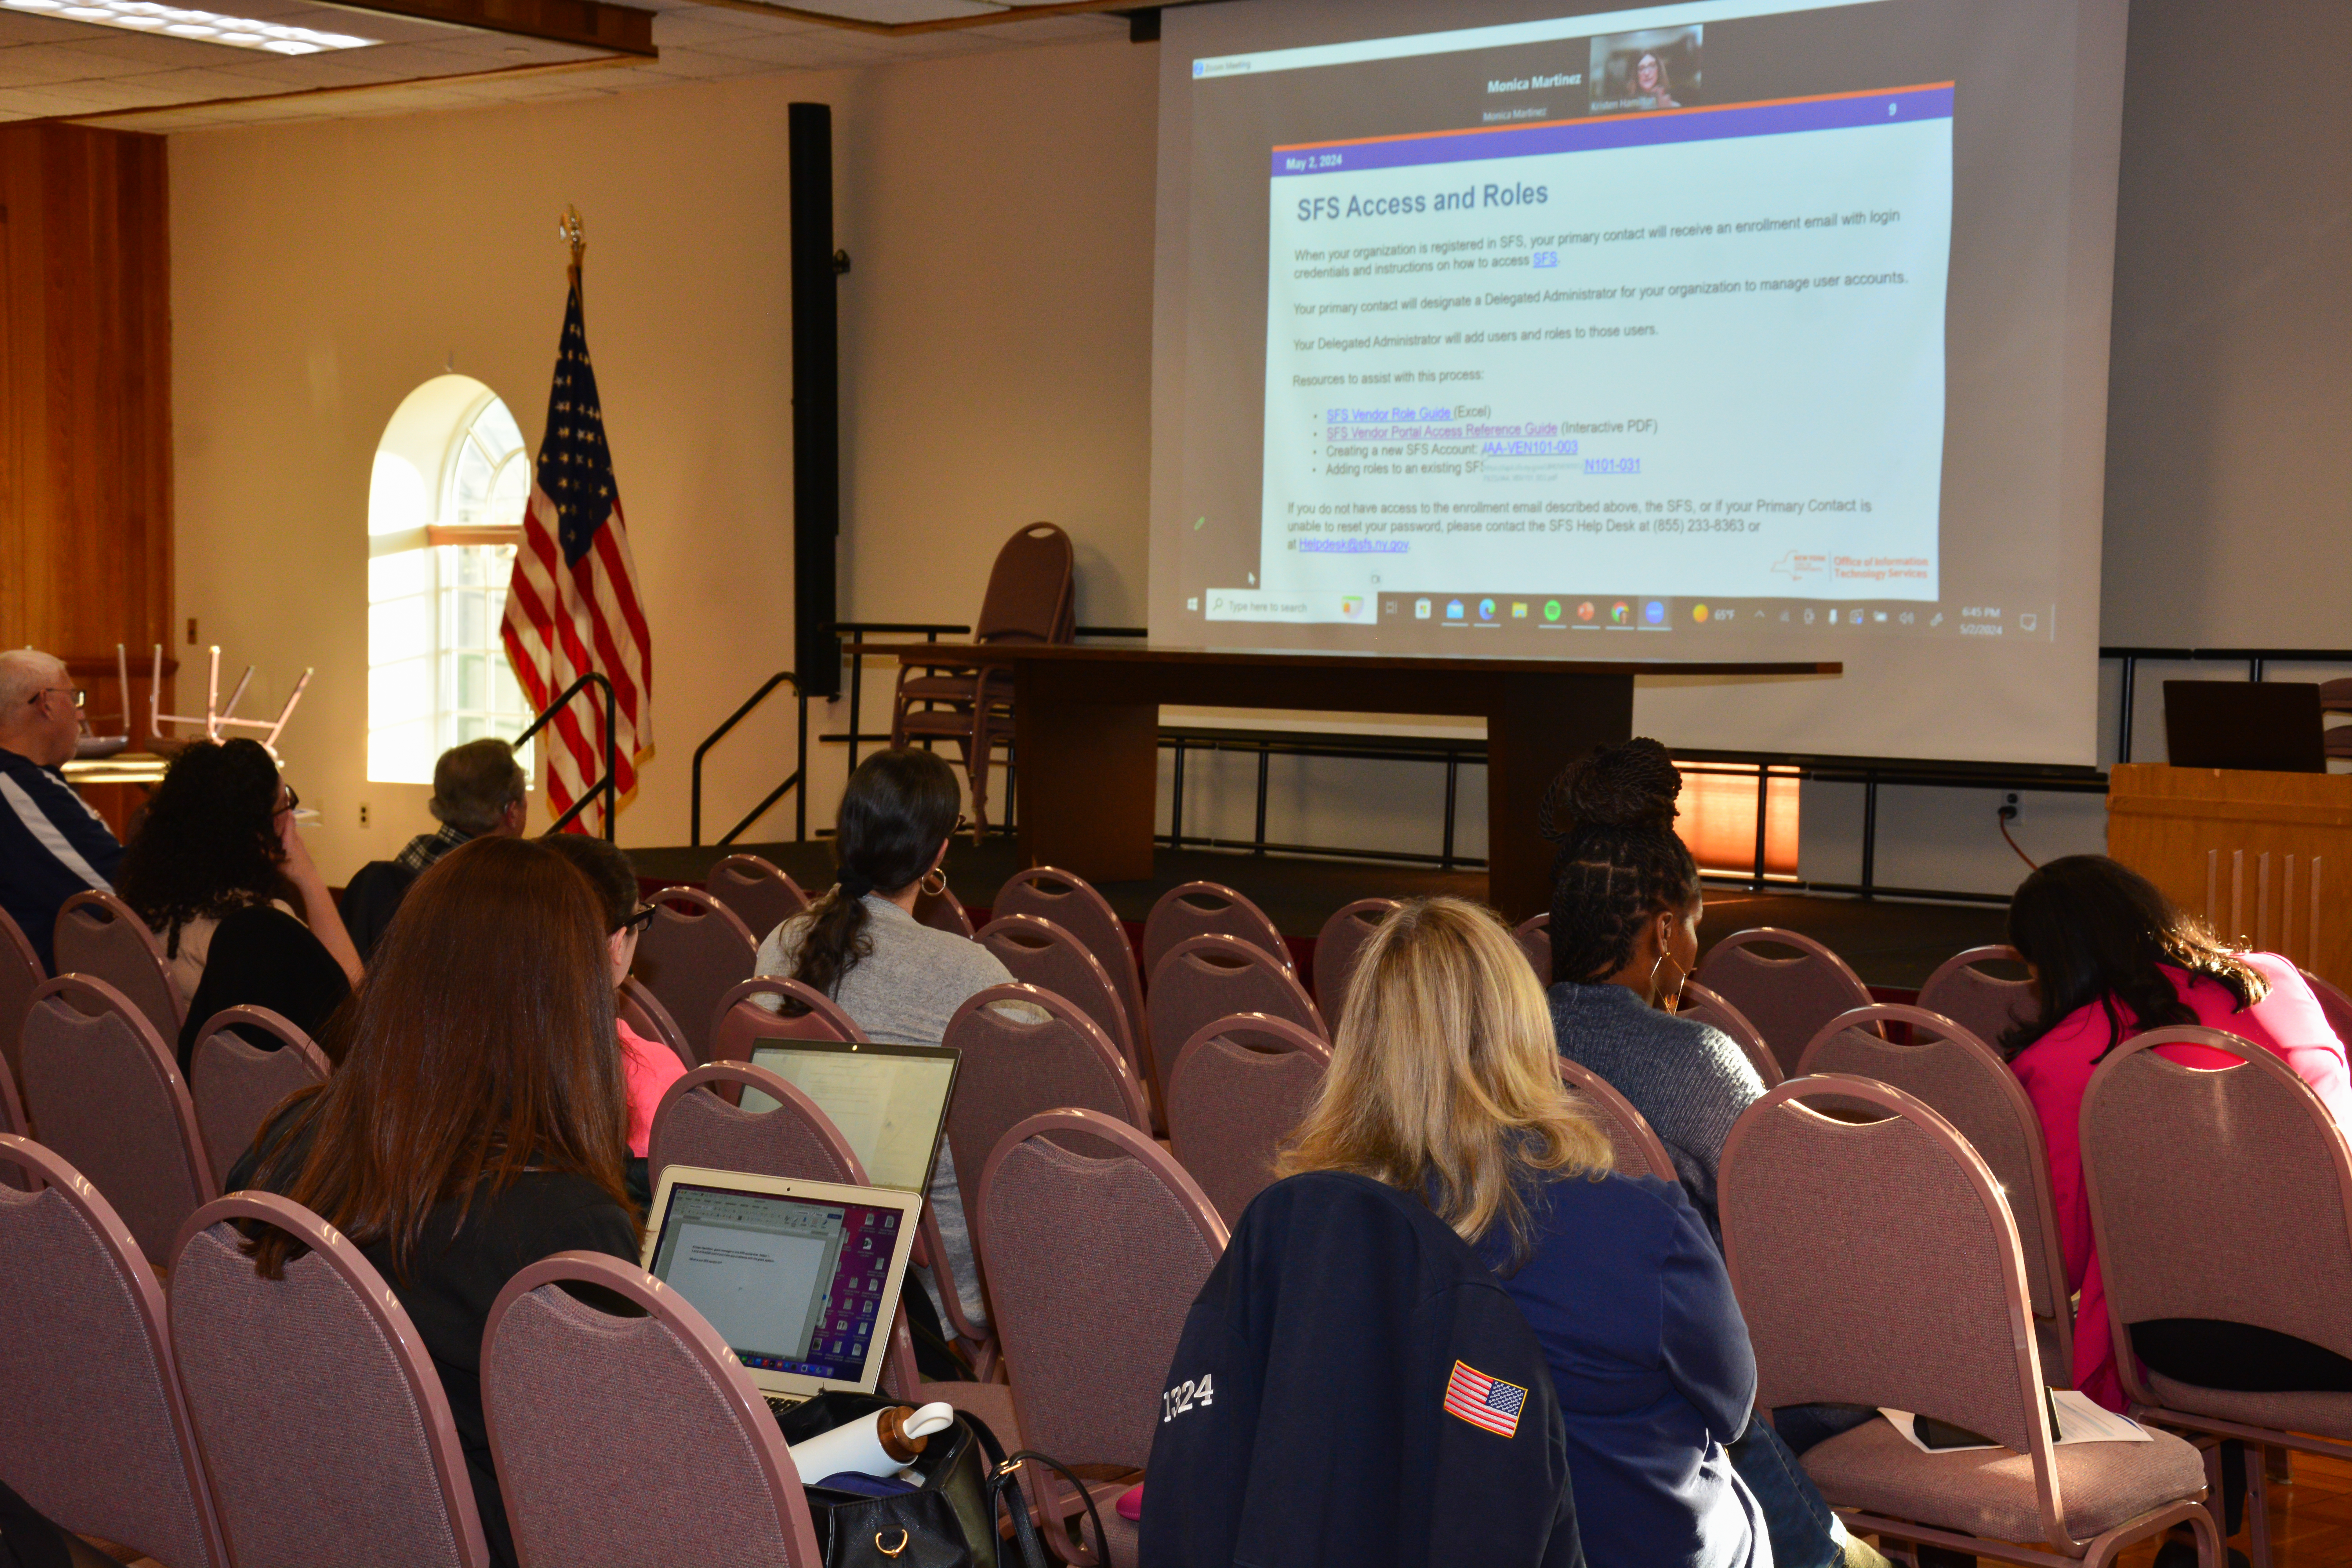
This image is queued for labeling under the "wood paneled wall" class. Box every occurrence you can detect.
[0,124,173,688]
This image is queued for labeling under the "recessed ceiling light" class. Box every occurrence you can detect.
[0,0,376,52]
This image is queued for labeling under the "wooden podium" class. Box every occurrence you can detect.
[2107,764,2352,990]
[887,643,1838,921]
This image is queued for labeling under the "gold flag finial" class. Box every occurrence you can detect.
[559,205,586,285]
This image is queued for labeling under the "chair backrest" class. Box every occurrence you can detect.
[973,521,1075,645]
[19,975,216,1263]
[0,1053,25,1182]
[187,1005,333,1189]
[1146,935,1326,1109]
[1678,980,1780,1090]
[942,984,1152,1239]
[706,854,809,944]
[0,903,41,1094]
[1555,1056,1679,1182]
[976,913,1136,1073]
[1514,911,1552,984]
[1313,898,1397,1027]
[53,888,184,1038]
[915,880,977,939]
[169,1194,492,1568]
[978,1109,1227,1469]
[1143,881,1290,978]
[2301,967,2352,1051]
[1797,1002,2073,1381]
[483,1252,824,1568]
[647,1061,866,1188]
[0,1136,227,1568]
[2080,1026,2352,1403]
[993,866,1145,1063]
[1691,927,1875,1077]
[1720,1076,2067,1544]
[1917,945,2037,1053]
[708,976,865,1066]
[630,887,758,1065]
[618,976,697,1072]
[1165,1014,1331,1225]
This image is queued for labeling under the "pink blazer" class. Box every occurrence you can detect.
[2011,954,2352,1409]
[618,1018,688,1160]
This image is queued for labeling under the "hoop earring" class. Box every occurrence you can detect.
[919,867,948,898]
[1648,949,1688,1014]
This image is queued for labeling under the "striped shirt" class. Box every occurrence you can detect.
[0,744,124,971]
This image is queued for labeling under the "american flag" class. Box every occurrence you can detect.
[1443,1361,1527,1439]
[500,274,652,831]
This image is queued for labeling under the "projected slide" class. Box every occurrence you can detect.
[1250,84,1951,627]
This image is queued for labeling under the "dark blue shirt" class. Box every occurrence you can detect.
[0,744,123,971]
[1483,1171,1764,1568]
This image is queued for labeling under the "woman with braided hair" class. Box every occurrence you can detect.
[1543,739,1891,1568]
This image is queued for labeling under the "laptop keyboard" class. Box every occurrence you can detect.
[766,1394,805,1418]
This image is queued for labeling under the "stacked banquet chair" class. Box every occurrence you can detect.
[889,521,1076,838]
[1797,1003,2076,1385]
[1720,1076,2216,1568]
[1691,927,1875,1080]
[2081,1025,2352,1566]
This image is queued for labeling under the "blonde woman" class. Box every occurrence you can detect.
[1282,897,1766,1568]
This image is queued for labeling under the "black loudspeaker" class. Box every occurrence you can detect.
[789,101,843,700]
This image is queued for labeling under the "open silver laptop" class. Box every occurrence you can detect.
[740,1039,960,1194]
[641,1165,923,1411]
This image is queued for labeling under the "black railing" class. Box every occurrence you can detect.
[2101,645,2352,763]
[516,672,618,839]
[691,672,806,848]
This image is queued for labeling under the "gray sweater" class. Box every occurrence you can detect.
[1549,980,1766,1245]
[755,895,1013,1327]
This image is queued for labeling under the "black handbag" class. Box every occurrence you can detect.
[774,1392,1114,1568]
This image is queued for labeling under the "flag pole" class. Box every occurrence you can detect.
[559,203,585,296]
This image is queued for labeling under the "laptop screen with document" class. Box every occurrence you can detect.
[741,1040,959,1193]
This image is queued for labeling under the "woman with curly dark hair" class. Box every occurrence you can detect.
[115,737,361,1067]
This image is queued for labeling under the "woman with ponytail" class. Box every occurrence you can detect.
[1542,739,1889,1568]
[751,747,1013,1339]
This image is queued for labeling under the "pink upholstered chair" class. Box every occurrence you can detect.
[976,913,1137,1076]
[994,866,1145,1069]
[1679,980,1781,1090]
[0,1136,228,1568]
[0,904,40,1094]
[1719,1076,2213,1568]
[187,1005,333,1188]
[169,1192,493,1567]
[1166,1014,1330,1225]
[2300,967,2352,1051]
[1143,881,1291,977]
[709,975,864,1065]
[944,984,1152,1239]
[916,880,978,939]
[978,1109,1229,1565]
[705,853,809,946]
[1145,935,1326,1118]
[1313,898,1398,1027]
[0,1057,26,1183]
[1514,911,1552,984]
[2082,1025,2352,1563]
[618,976,696,1072]
[629,886,757,1065]
[1555,1055,1678,1182]
[19,975,215,1264]
[1798,1003,2075,1385]
[1691,927,1875,1078]
[53,887,185,1040]
[1918,945,2038,1054]
[483,1251,826,1568]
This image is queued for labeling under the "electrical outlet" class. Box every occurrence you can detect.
[185,617,198,645]
[2000,792,2021,824]
[359,802,370,828]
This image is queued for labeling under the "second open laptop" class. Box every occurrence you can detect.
[640,1164,923,1411]
[739,1038,961,1194]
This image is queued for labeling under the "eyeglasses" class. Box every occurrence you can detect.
[615,904,659,936]
[276,786,300,815]
[30,687,83,710]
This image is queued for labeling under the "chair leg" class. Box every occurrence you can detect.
[2245,1444,2273,1568]
[966,716,993,840]
[2200,1435,2230,1551]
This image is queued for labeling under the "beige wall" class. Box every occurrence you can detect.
[170,39,1156,880]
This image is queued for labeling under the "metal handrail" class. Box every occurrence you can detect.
[691,671,806,847]
[2099,644,2352,765]
[515,671,618,840]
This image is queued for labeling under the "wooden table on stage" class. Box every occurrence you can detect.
[2108,763,2352,991]
[883,644,1840,920]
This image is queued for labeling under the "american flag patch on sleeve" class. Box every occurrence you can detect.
[1443,1360,1527,1438]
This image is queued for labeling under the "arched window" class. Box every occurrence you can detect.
[366,376,537,784]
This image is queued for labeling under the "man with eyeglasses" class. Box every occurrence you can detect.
[0,648,123,970]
